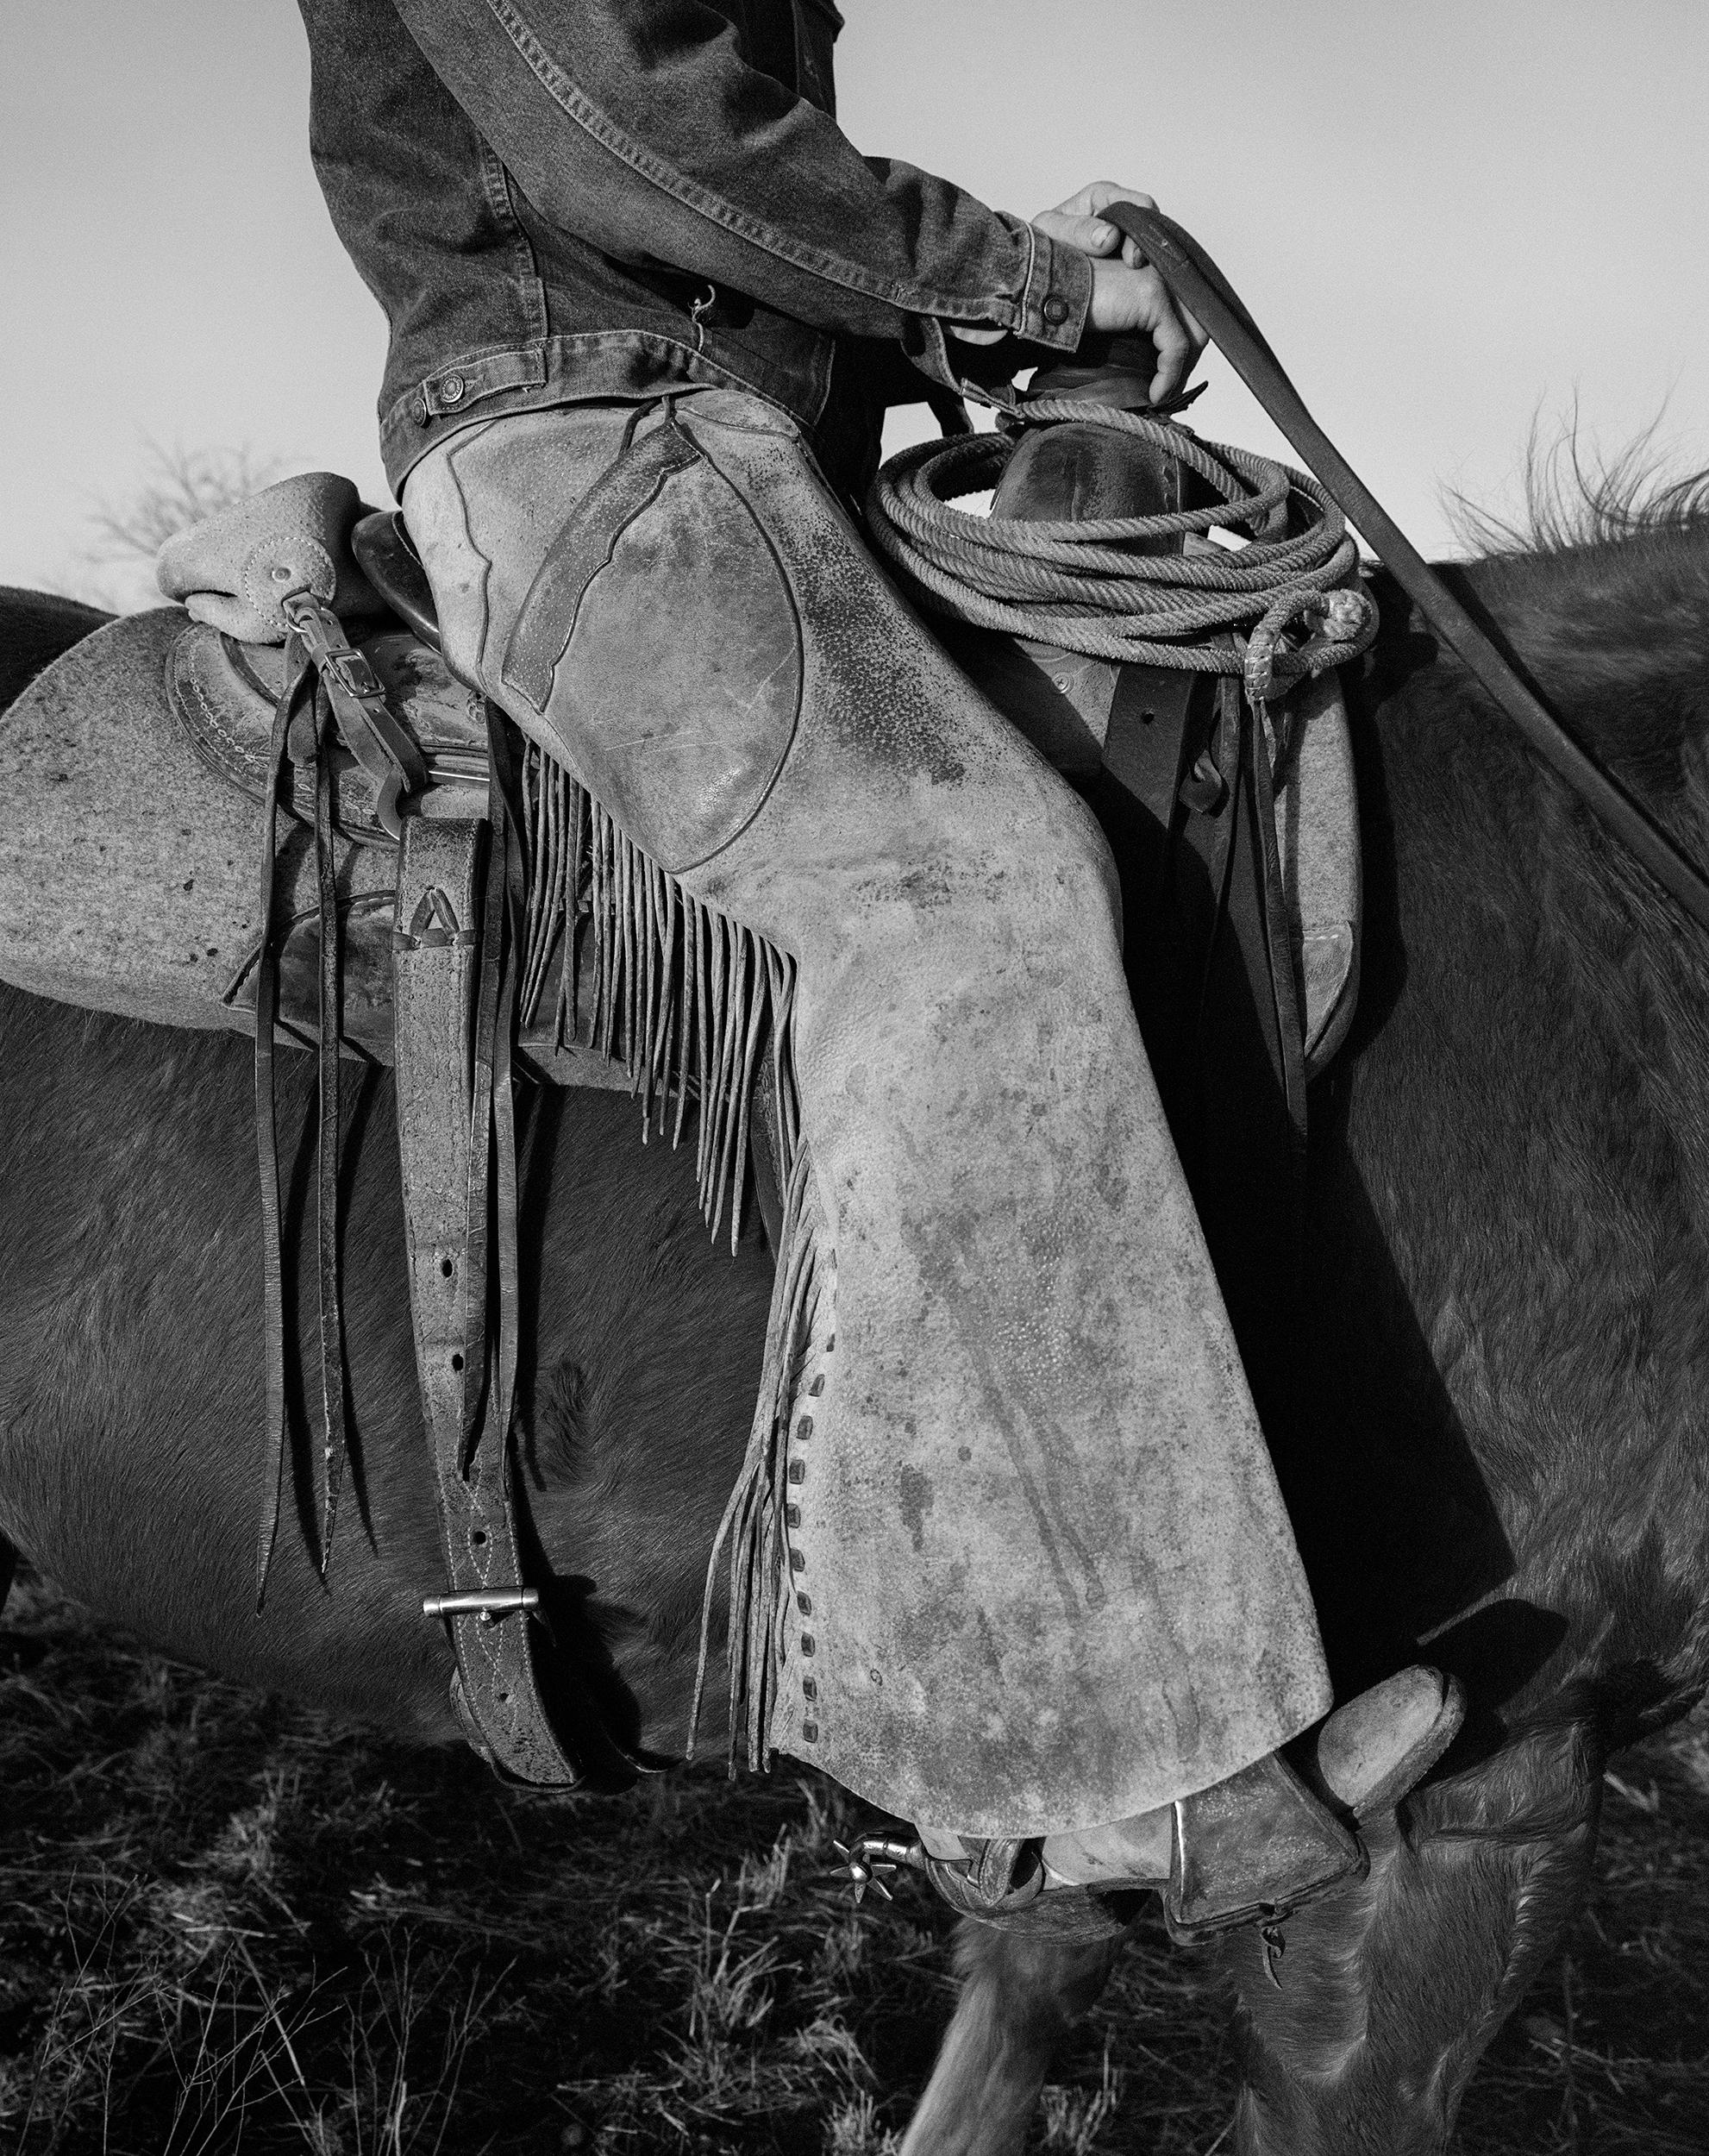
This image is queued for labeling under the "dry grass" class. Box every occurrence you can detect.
[3,1569,1707,2153]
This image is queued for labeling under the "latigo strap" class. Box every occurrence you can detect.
[392,810,585,1786]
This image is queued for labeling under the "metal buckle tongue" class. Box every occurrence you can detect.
[422,1586,539,1626]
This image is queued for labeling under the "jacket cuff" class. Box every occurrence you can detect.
[1014,224,1092,350]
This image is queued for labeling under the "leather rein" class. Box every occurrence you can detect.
[1102,204,1709,938]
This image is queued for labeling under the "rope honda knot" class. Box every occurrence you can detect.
[1244,581,1379,704]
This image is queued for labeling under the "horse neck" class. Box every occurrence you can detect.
[1320,531,1709,1732]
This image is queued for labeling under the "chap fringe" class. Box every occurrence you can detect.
[514,736,825,1770]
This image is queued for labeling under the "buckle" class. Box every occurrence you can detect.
[422,1586,539,1626]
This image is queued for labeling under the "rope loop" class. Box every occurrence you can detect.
[865,397,1378,680]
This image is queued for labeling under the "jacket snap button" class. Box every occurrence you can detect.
[1042,295,1069,327]
[441,373,466,404]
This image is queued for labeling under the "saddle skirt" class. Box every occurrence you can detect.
[0,607,630,1091]
[0,593,1360,1084]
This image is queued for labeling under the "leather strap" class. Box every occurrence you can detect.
[485,705,529,1465]
[254,634,314,1608]
[392,814,585,1786]
[285,589,428,838]
[1103,203,1709,937]
[313,686,349,1570]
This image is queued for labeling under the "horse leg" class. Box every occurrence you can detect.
[899,1921,1123,2156]
[1223,1719,1601,2154]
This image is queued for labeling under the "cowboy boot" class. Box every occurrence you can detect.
[400,388,1336,1861]
[910,1664,1465,1938]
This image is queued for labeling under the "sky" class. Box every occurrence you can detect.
[4,0,1707,608]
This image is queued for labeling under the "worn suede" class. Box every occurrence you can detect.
[0,612,393,1037]
[155,473,383,645]
[404,391,1334,1837]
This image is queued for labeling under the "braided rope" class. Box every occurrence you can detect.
[865,398,1379,687]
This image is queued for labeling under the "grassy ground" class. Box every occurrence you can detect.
[3,1568,1707,2155]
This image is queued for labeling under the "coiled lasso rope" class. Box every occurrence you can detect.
[865,398,1379,703]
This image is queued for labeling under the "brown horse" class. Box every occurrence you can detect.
[3,467,1709,2152]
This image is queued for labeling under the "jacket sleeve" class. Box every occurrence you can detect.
[386,0,1092,369]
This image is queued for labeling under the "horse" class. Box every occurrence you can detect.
[3,461,1708,2154]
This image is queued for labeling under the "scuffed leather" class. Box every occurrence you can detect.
[156,473,385,645]
[167,619,490,835]
[420,411,804,874]
[0,606,648,1099]
[393,816,583,1786]
[406,389,1334,1839]
[1168,1749,1363,1940]
[0,610,390,1036]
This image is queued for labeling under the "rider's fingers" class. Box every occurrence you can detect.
[1078,180,1157,218]
[1038,182,1158,235]
[1033,208,1123,256]
[1124,245,1209,372]
[1145,279,1198,400]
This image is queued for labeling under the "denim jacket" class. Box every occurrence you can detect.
[296,0,1092,497]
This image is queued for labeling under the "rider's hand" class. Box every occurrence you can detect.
[1033,183,1208,403]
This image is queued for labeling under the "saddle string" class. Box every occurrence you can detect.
[253,633,314,1610]
[481,705,531,1480]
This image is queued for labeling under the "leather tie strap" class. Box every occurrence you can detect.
[1102,203,1709,937]
[254,634,315,1609]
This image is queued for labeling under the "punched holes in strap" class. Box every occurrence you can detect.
[392,814,589,1789]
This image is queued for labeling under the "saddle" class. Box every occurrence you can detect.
[160,602,644,1094]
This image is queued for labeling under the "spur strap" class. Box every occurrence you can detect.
[392,812,585,1786]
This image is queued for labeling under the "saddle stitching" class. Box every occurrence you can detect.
[166,632,273,797]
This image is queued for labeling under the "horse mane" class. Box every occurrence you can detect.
[1414,429,1709,788]
[1449,419,1709,558]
